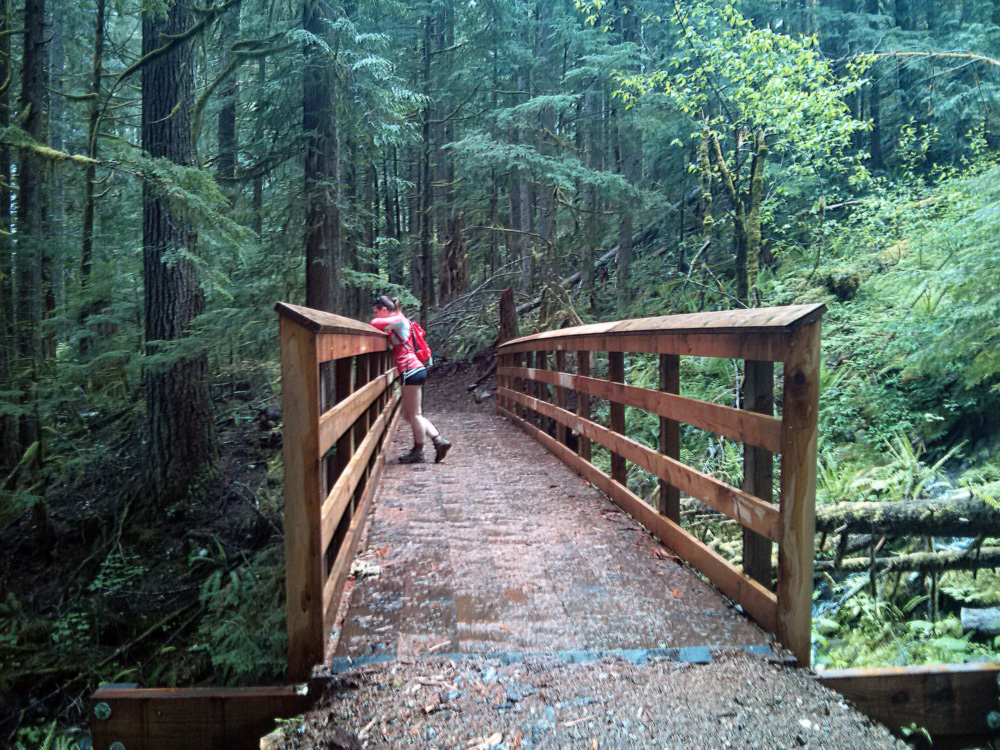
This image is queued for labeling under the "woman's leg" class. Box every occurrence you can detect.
[402,385,427,446]
[414,385,451,462]
[412,384,440,440]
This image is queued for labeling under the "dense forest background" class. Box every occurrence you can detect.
[1,0,999,744]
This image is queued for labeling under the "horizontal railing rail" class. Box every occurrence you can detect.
[497,303,824,666]
[276,302,402,682]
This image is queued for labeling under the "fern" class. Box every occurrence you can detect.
[195,547,286,685]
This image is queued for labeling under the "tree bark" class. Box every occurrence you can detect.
[44,5,64,360]
[303,0,341,312]
[81,0,106,287]
[251,58,265,237]
[0,0,15,468]
[419,14,435,321]
[581,89,599,296]
[746,129,767,305]
[614,0,641,292]
[142,0,219,502]
[439,213,468,301]
[16,0,48,451]
[216,5,239,185]
[535,1,556,287]
[708,132,749,304]
[499,286,519,344]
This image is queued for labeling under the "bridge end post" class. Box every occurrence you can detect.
[278,315,324,683]
[777,318,821,668]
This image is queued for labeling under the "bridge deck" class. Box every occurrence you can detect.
[333,382,766,665]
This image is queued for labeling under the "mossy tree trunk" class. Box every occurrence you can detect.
[16,0,48,453]
[709,128,768,306]
[142,0,219,502]
[0,0,16,469]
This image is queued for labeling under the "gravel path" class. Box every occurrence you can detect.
[265,650,903,749]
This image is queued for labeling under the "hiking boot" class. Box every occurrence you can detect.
[398,446,425,464]
[433,437,452,463]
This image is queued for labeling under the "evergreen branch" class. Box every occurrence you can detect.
[98,0,242,137]
[0,126,99,165]
[45,87,98,101]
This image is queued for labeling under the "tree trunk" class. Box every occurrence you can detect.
[434,1,455,304]
[581,89,598,296]
[419,14,434,321]
[708,132,749,304]
[746,129,768,305]
[507,122,523,282]
[615,0,641,292]
[216,5,239,185]
[16,0,48,452]
[142,0,219,502]
[81,0,105,287]
[488,171,499,276]
[251,58,265,237]
[383,150,402,285]
[0,0,15,468]
[44,5,64,360]
[304,0,341,312]
[498,286,519,344]
[868,73,884,172]
[440,213,468,301]
[535,3,555,287]
[408,147,422,295]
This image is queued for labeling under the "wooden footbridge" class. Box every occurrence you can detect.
[89,302,1000,749]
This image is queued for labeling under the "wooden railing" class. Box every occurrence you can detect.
[496,303,824,667]
[276,302,401,682]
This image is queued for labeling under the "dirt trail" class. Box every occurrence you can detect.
[267,368,901,748]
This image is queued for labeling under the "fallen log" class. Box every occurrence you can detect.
[815,546,1000,574]
[815,491,1000,537]
[961,607,1000,636]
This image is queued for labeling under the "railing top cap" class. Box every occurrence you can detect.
[500,303,826,349]
[275,301,388,337]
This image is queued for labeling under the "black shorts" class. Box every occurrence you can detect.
[402,368,428,386]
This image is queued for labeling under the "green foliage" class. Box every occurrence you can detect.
[194,546,286,685]
[618,1,868,178]
[814,587,999,668]
[13,722,76,750]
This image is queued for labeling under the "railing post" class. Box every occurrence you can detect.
[354,354,373,510]
[576,351,591,461]
[537,349,549,434]
[333,356,355,522]
[279,317,323,683]
[523,350,534,422]
[777,319,820,668]
[608,351,627,487]
[658,354,680,522]
[554,350,567,445]
[743,360,774,586]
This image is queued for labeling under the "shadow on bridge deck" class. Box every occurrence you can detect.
[332,382,767,668]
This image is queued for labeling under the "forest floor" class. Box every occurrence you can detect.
[0,370,287,743]
[263,362,903,749]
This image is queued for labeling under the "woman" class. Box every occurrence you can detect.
[370,295,451,464]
